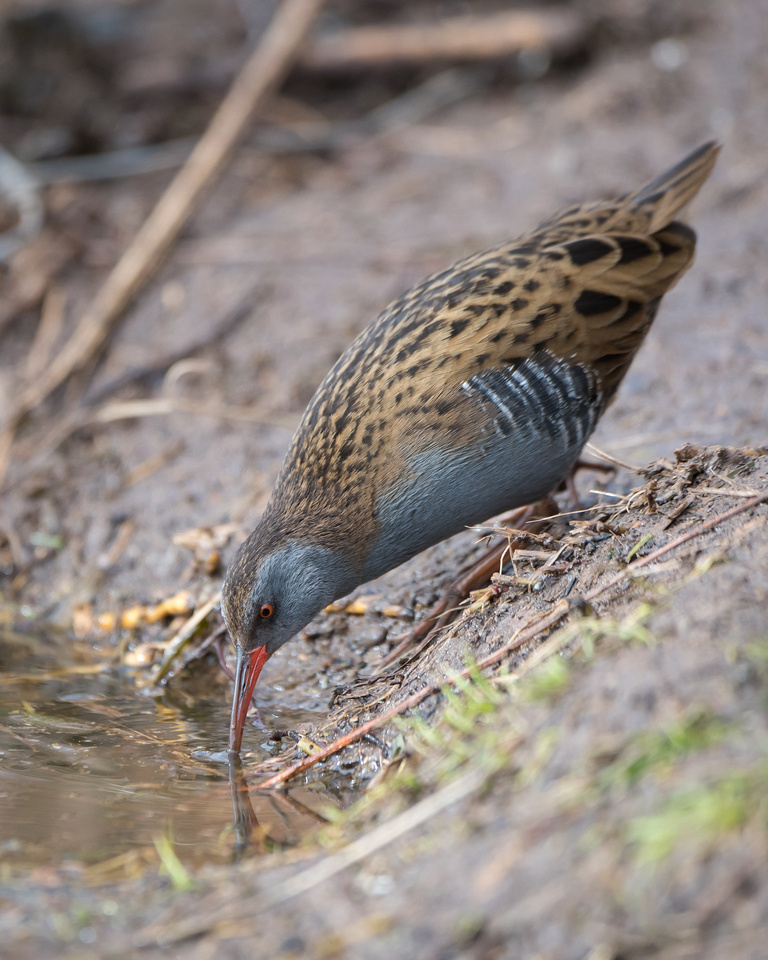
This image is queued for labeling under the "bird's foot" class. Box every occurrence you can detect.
[563,459,617,509]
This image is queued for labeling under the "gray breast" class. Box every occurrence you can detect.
[363,352,602,580]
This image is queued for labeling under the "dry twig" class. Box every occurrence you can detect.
[0,0,324,487]
[299,9,587,72]
[152,594,221,685]
[252,488,768,791]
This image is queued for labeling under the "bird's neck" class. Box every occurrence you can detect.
[291,541,361,611]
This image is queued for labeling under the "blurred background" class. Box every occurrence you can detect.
[1,2,767,957]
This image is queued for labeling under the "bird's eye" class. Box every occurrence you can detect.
[259,603,275,619]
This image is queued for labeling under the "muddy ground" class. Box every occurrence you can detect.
[1,0,767,957]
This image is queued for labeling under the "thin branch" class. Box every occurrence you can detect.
[254,599,570,791]
[584,441,642,473]
[152,594,221,684]
[298,9,586,72]
[252,489,768,791]
[135,763,488,947]
[584,491,768,605]
[0,0,324,487]
[266,767,487,904]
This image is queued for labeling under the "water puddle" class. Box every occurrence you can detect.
[0,622,340,878]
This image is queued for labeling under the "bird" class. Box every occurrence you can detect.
[222,140,719,753]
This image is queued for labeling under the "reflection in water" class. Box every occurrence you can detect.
[0,624,339,875]
[228,756,329,861]
[230,755,258,857]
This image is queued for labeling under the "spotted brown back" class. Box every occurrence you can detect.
[264,141,719,554]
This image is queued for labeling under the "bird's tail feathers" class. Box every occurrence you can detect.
[631,140,720,233]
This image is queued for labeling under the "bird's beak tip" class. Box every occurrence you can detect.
[228,645,269,754]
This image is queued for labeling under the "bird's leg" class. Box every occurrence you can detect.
[563,459,617,509]
[572,458,617,477]
[376,503,547,669]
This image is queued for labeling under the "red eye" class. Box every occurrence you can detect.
[259,603,274,619]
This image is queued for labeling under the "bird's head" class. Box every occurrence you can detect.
[222,529,356,753]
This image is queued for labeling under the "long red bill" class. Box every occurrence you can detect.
[228,645,269,754]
